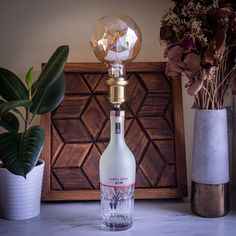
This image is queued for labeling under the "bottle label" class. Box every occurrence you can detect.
[100,181,135,188]
[115,122,121,134]
[100,176,135,188]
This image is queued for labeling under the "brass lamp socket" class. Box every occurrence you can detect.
[106,77,128,108]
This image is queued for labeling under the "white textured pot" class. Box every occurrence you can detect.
[0,160,45,220]
[191,109,229,217]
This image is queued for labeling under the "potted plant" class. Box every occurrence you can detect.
[0,45,69,220]
[160,0,236,217]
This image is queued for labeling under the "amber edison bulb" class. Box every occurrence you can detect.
[90,14,142,107]
[90,14,142,68]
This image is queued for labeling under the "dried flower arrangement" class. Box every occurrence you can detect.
[160,0,236,109]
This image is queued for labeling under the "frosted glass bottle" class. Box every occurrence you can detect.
[99,110,136,231]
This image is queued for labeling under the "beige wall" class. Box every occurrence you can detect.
[0,0,171,71]
[1,0,232,185]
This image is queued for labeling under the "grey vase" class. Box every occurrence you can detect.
[191,109,230,217]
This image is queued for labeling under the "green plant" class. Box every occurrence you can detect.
[0,45,69,177]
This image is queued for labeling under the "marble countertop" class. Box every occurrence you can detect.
[0,192,236,236]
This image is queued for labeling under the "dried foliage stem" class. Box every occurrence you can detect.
[160,0,236,110]
[192,46,235,109]
[214,66,236,98]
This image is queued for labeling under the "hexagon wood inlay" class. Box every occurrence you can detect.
[41,63,187,201]
[81,97,106,140]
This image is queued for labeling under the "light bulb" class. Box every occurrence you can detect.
[90,14,142,73]
[90,14,142,107]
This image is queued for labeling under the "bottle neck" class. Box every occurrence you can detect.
[108,63,125,78]
[110,113,125,144]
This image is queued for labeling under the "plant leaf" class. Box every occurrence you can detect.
[30,73,66,114]
[0,112,19,133]
[0,68,28,101]
[0,99,19,132]
[0,125,45,177]
[25,67,33,88]
[0,100,32,119]
[33,45,69,90]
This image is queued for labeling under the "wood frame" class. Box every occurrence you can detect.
[41,62,187,201]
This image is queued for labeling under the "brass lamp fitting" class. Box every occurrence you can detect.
[106,77,128,108]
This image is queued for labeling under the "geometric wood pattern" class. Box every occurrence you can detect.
[41,62,187,200]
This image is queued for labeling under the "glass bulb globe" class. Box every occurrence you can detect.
[90,14,142,77]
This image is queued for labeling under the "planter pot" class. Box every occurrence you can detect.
[191,109,229,217]
[0,160,45,220]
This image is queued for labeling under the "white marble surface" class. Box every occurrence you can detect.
[0,192,236,236]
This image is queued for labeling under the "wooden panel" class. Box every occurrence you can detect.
[126,73,146,114]
[41,62,187,201]
[126,120,149,163]
[138,94,171,116]
[139,117,173,139]
[139,143,165,187]
[139,73,171,92]
[53,168,92,190]
[81,97,106,139]
[53,143,92,168]
[53,96,89,119]
[82,145,101,189]
[65,74,90,95]
[52,119,91,143]
[157,165,176,187]
[153,140,175,163]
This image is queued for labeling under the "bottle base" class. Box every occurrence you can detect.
[102,222,133,231]
[102,215,133,231]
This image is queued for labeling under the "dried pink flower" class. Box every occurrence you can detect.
[183,53,200,72]
[166,45,184,61]
[180,36,195,53]
[169,59,185,72]
[187,78,204,96]
[200,69,208,81]
[165,63,180,79]
[216,6,233,19]
[202,49,215,65]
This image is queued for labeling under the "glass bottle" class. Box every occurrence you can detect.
[99,109,136,231]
